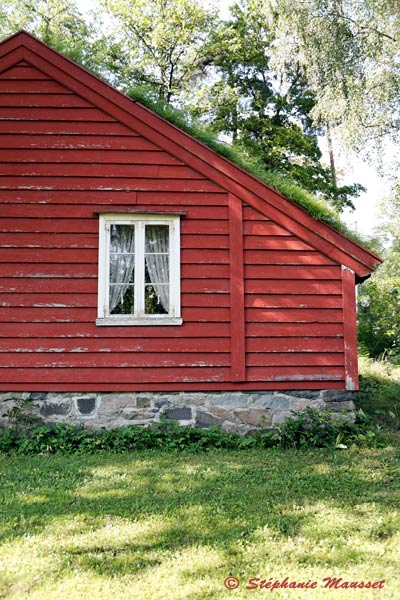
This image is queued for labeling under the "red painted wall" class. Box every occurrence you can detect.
[0,60,350,391]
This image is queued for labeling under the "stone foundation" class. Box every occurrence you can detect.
[0,390,355,434]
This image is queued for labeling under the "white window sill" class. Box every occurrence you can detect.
[96,317,183,327]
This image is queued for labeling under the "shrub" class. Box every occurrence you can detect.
[0,407,386,455]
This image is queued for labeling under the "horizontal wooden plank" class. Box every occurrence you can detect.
[181,234,229,249]
[244,221,291,236]
[246,323,343,337]
[0,190,226,206]
[0,352,231,368]
[181,279,230,293]
[246,308,343,323]
[246,280,342,295]
[0,148,182,165]
[0,248,97,263]
[183,307,230,322]
[0,204,227,219]
[0,233,99,249]
[181,264,230,279]
[0,337,230,353]
[0,135,158,150]
[181,293,229,307]
[0,121,135,135]
[0,366,230,383]
[0,322,231,338]
[246,366,344,382]
[181,249,229,264]
[0,277,231,295]
[245,265,342,280]
[246,353,344,367]
[0,107,115,121]
[0,307,96,322]
[0,80,71,93]
[242,205,268,220]
[0,381,344,392]
[244,250,336,265]
[0,65,51,79]
[0,306,230,324]
[0,164,198,179]
[247,337,344,352]
[137,191,228,205]
[0,94,93,108]
[181,220,228,235]
[0,278,98,293]
[0,293,96,307]
[244,235,315,251]
[245,294,342,309]
[0,176,222,192]
[0,292,230,309]
[0,264,97,278]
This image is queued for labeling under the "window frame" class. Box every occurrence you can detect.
[96,213,182,326]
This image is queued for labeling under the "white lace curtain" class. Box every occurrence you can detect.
[109,225,135,312]
[145,225,170,311]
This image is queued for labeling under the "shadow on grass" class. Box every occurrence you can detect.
[1,447,399,588]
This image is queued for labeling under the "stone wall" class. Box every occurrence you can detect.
[0,390,355,433]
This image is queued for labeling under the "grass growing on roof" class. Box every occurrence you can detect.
[1,445,399,599]
[128,88,371,248]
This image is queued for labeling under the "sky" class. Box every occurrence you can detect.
[78,0,389,238]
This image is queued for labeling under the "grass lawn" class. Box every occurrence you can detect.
[1,445,399,599]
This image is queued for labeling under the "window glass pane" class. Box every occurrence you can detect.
[110,285,134,315]
[108,224,135,315]
[109,255,135,284]
[144,224,170,314]
[145,284,169,314]
[145,224,169,253]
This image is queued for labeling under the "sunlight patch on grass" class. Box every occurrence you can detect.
[1,448,399,599]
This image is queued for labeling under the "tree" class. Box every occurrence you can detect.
[187,0,362,209]
[0,0,101,70]
[357,193,400,361]
[266,0,400,160]
[101,0,218,102]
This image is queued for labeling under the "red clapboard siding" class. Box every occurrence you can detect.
[0,149,183,165]
[243,207,347,383]
[0,338,230,353]
[0,353,231,369]
[0,176,221,192]
[1,367,231,384]
[0,323,232,339]
[246,353,344,367]
[245,294,342,309]
[244,235,315,250]
[247,323,344,337]
[0,43,361,392]
[0,107,116,121]
[0,381,343,392]
[247,337,344,352]
[0,135,157,149]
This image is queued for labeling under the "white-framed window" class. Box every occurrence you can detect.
[96,213,182,326]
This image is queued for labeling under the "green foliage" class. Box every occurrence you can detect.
[358,277,400,362]
[357,356,400,430]
[278,407,385,449]
[268,0,400,157]
[128,87,372,247]
[100,0,217,101]
[0,406,386,455]
[187,0,363,210]
[0,0,102,70]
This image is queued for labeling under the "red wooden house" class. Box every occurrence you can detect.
[0,31,381,430]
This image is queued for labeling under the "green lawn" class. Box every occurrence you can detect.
[1,446,399,599]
